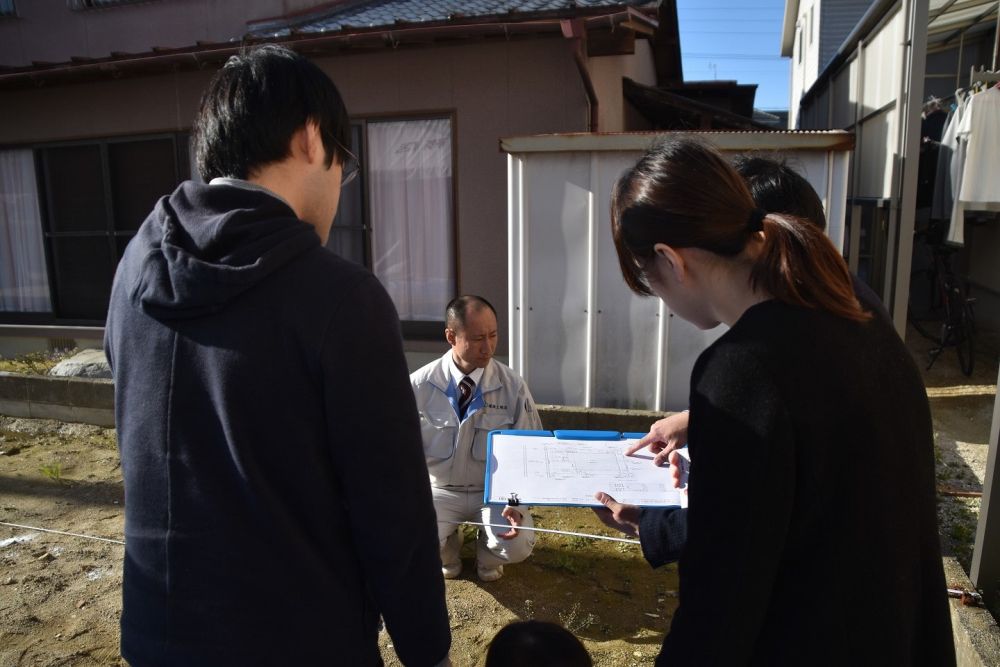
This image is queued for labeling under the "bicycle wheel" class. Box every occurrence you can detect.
[955,303,975,377]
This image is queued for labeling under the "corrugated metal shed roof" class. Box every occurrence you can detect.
[927,0,998,51]
[249,0,652,37]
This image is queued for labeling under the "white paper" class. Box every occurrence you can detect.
[485,434,686,507]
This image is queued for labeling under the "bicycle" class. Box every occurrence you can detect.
[908,225,976,377]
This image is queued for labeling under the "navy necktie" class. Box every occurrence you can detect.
[458,375,475,419]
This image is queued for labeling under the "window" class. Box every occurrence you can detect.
[0,134,189,323]
[328,116,456,336]
[68,0,159,9]
[0,150,50,313]
[0,0,16,18]
[808,6,814,46]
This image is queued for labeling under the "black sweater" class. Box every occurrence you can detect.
[642,300,954,666]
[105,181,450,666]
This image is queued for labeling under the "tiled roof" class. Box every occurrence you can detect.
[249,0,651,38]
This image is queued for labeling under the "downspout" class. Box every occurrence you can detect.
[562,18,599,132]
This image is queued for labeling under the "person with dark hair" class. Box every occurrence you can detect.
[593,137,954,664]
[410,295,542,582]
[485,621,592,667]
[731,154,828,229]
[632,153,891,474]
[105,45,450,666]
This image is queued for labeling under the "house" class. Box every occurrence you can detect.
[0,0,669,361]
[782,0,999,337]
[782,0,876,129]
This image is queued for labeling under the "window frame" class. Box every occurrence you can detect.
[342,111,459,340]
[0,132,189,326]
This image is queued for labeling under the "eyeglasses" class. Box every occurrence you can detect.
[338,145,360,188]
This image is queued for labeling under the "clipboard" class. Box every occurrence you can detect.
[483,429,689,508]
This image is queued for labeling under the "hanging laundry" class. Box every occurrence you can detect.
[948,86,1000,245]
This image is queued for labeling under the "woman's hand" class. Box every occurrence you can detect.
[624,411,690,466]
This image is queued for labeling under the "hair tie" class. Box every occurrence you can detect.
[747,208,766,232]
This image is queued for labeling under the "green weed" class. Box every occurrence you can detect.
[39,462,63,482]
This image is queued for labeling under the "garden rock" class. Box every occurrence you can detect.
[48,349,111,379]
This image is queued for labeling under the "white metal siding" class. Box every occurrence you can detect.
[506,133,853,410]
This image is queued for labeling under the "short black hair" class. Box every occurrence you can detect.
[731,154,827,231]
[485,621,592,667]
[445,295,497,332]
[193,44,351,181]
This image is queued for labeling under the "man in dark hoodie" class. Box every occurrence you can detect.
[104,45,451,666]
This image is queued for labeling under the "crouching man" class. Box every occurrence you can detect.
[410,295,543,582]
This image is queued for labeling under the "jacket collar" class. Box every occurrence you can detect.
[427,351,503,395]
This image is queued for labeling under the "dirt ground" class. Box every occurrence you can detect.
[0,327,997,666]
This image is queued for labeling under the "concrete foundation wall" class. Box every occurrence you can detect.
[0,372,114,427]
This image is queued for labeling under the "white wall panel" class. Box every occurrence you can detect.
[507,133,854,410]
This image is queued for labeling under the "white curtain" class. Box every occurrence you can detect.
[0,149,51,312]
[367,119,454,321]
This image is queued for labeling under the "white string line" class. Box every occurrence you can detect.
[0,521,125,545]
[1,519,640,547]
[455,521,640,545]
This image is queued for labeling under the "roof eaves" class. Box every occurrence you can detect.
[0,3,656,90]
[780,0,799,57]
[247,1,653,39]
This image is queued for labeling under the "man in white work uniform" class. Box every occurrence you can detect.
[411,295,543,582]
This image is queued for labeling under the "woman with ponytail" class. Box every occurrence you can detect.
[595,138,954,665]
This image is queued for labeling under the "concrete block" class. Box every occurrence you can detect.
[26,402,115,429]
[62,377,114,410]
[24,375,71,405]
[0,372,30,401]
[0,398,31,420]
[538,404,670,434]
[944,556,1000,666]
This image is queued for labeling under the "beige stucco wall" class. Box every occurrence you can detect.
[588,38,657,132]
[0,36,597,355]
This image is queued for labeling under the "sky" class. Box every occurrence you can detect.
[676,0,791,111]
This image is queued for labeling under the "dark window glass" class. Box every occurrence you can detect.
[50,236,115,319]
[30,133,186,323]
[42,145,107,233]
[327,228,366,265]
[327,123,367,266]
[109,138,177,231]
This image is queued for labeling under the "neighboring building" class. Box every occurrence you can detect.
[780,0,999,337]
[620,5,777,131]
[782,0,875,128]
[0,0,665,359]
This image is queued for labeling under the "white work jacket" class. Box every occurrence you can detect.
[410,352,543,490]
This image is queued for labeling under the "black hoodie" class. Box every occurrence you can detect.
[105,181,450,666]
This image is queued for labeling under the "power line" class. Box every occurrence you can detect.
[678,5,784,10]
[682,30,779,34]
[680,18,782,22]
[684,53,787,60]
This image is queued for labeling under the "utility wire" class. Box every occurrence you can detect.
[0,520,641,548]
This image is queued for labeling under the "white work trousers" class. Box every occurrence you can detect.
[432,487,536,569]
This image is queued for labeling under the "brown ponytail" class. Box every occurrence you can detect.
[611,137,870,323]
[751,214,869,322]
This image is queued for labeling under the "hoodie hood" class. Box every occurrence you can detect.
[121,181,320,321]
